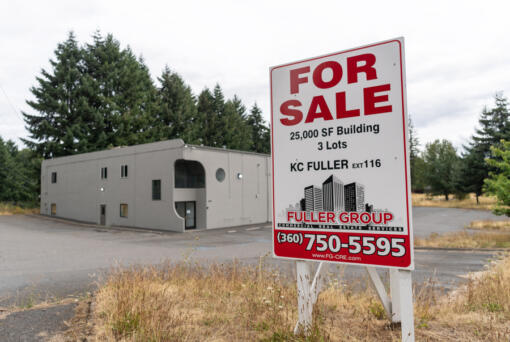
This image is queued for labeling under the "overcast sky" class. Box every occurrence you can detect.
[1,0,509,151]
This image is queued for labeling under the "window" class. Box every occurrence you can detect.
[51,203,56,216]
[121,165,128,178]
[152,180,161,200]
[174,159,205,188]
[216,168,225,182]
[101,167,108,179]
[120,203,128,217]
[51,172,57,183]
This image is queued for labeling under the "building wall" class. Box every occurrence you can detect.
[40,139,272,231]
[182,146,271,229]
[41,140,187,232]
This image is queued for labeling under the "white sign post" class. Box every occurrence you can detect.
[270,37,414,341]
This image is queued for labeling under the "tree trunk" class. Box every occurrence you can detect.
[445,193,449,201]
[476,193,480,205]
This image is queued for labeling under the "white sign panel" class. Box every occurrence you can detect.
[270,38,413,269]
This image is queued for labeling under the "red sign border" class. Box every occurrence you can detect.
[269,37,413,269]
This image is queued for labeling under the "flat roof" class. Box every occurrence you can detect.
[42,139,270,166]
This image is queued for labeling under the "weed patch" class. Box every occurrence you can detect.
[84,254,510,341]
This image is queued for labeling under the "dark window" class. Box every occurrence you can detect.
[175,160,205,188]
[51,172,57,183]
[121,165,128,178]
[152,180,161,200]
[120,203,128,217]
[101,167,108,179]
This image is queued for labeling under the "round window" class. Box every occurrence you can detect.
[216,168,226,182]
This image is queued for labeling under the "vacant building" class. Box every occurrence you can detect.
[40,139,272,232]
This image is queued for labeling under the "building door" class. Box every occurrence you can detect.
[100,204,106,225]
[175,201,196,229]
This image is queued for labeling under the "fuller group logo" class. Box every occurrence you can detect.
[270,38,414,269]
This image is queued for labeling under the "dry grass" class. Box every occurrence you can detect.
[0,202,39,215]
[414,231,510,249]
[468,220,510,232]
[81,254,510,342]
[415,218,510,248]
[412,193,497,210]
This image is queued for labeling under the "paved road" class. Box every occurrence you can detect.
[412,206,506,238]
[0,207,506,302]
[0,207,506,340]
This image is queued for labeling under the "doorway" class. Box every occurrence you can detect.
[175,201,196,229]
[100,204,106,225]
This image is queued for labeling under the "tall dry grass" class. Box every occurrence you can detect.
[412,193,497,210]
[0,202,39,215]
[414,231,510,248]
[468,220,510,232]
[90,255,510,342]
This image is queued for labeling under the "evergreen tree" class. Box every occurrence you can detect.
[23,31,158,157]
[247,103,270,154]
[196,87,217,146]
[223,96,253,151]
[423,139,460,200]
[484,140,510,216]
[461,93,510,203]
[22,32,85,158]
[155,67,199,144]
[82,32,158,147]
[408,116,425,192]
[210,84,227,147]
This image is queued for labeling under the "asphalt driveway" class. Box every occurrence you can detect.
[0,207,507,341]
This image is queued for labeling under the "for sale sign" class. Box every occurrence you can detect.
[270,38,413,269]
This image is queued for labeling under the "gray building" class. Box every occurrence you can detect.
[322,175,344,212]
[40,139,272,232]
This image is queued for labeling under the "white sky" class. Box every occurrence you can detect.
[1,0,509,151]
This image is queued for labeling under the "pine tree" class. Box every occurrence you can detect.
[210,84,227,147]
[155,67,199,144]
[82,32,158,147]
[247,103,270,154]
[461,93,510,203]
[196,85,229,147]
[408,116,425,192]
[22,31,158,157]
[22,32,85,158]
[484,140,510,216]
[223,96,252,151]
[197,88,216,146]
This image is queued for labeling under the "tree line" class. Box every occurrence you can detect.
[22,31,270,159]
[1,31,270,205]
[410,93,510,215]
[1,31,509,215]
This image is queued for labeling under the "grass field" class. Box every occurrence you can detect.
[59,251,510,342]
[412,193,497,210]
